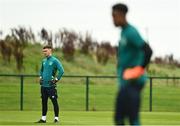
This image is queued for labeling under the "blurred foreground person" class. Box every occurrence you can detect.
[112,3,152,125]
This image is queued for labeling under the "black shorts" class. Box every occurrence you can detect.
[41,86,58,99]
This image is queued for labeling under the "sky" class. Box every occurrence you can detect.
[0,0,180,59]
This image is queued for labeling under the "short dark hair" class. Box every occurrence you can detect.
[43,45,52,49]
[112,3,128,14]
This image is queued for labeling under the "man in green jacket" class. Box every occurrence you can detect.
[36,45,64,123]
[112,3,152,125]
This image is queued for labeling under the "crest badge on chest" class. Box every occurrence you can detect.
[121,37,127,46]
[49,62,53,65]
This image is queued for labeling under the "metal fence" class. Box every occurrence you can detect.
[0,74,180,112]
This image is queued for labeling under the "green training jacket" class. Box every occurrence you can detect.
[117,24,147,87]
[40,55,64,87]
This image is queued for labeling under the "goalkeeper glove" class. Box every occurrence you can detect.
[123,66,145,80]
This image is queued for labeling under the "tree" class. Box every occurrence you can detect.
[0,39,12,64]
[96,42,114,65]
[10,27,30,71]
[59,29,78,61]
[40,28,52,46]
[78,32,93,55]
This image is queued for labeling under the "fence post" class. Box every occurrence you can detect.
[86,76,89,111]
[20,75,24,111]
[149,77,152,112]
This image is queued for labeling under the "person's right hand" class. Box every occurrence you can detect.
[39,77,43,85]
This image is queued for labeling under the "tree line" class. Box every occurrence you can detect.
[1,27,179,72]
[0,27,117,71]
[153,54,180,68]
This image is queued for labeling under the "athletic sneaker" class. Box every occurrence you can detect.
[54,119,59,123]
[35,119,46,123]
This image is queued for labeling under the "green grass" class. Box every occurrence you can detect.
[0,43,117,76]
[0,111,180,125]
[1,44,180,125]
[1,43,180,77]
[1,79,180,112]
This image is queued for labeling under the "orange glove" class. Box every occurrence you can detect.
[123,66,145,80]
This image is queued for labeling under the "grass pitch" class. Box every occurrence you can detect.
[0,111,180,125]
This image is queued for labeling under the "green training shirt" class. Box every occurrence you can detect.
[40,55,64,87]
[117,24,147,87]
